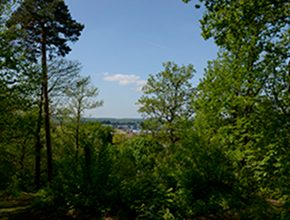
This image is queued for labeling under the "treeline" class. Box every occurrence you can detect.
[0,0,289,219]
[89,118,142,131]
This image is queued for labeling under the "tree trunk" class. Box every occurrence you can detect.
[75,108,81,159]
[41,25,53,184]
[35,88,43,189]
[288,61,290,102]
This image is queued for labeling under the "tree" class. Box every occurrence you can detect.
[34,59,81,189]
[48,59,81,103]
[184,0,290,212]
[138,62,195,145]
[1,1,42,190]
[183,0,289,102]
[7,0,84,183]
[64,76,103,158]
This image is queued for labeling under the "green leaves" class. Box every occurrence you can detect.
[184,0,290,217]
[138,61,195,145]
[64,76,103,119]
[6,0,84,58]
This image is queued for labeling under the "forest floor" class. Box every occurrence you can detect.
[0,192,230,220]
[0,192,74,220]
[0,192,237,220]
[0,192,37,220]
[1,192,284,220]
[0,192,112,220]
[0,192,220,220]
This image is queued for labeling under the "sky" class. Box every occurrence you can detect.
[65,0,218,118]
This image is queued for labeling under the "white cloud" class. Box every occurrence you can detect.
[103,73,146,92]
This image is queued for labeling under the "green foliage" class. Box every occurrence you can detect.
[113,136,181,219]
[138,61,195,145]
[6,0,84,59]
[0,109,38,191]
[64,76,103,119]
[1,0,289,219]
[48,122,114,215]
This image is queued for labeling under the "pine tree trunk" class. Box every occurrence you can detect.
[288,61,290,101]
[41,26,53,184]
[35,88,43,189]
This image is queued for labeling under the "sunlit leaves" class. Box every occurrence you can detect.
[138,61,195,144]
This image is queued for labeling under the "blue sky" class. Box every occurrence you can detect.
[65,0,218,118]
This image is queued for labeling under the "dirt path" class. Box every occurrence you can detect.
[0,193,36,220]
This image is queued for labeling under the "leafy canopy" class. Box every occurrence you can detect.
[138,61,195,144]
[7,0,84,58]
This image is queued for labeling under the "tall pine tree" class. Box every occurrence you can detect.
[7,0,84,184]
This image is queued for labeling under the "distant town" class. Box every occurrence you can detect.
[84,118,143,133]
